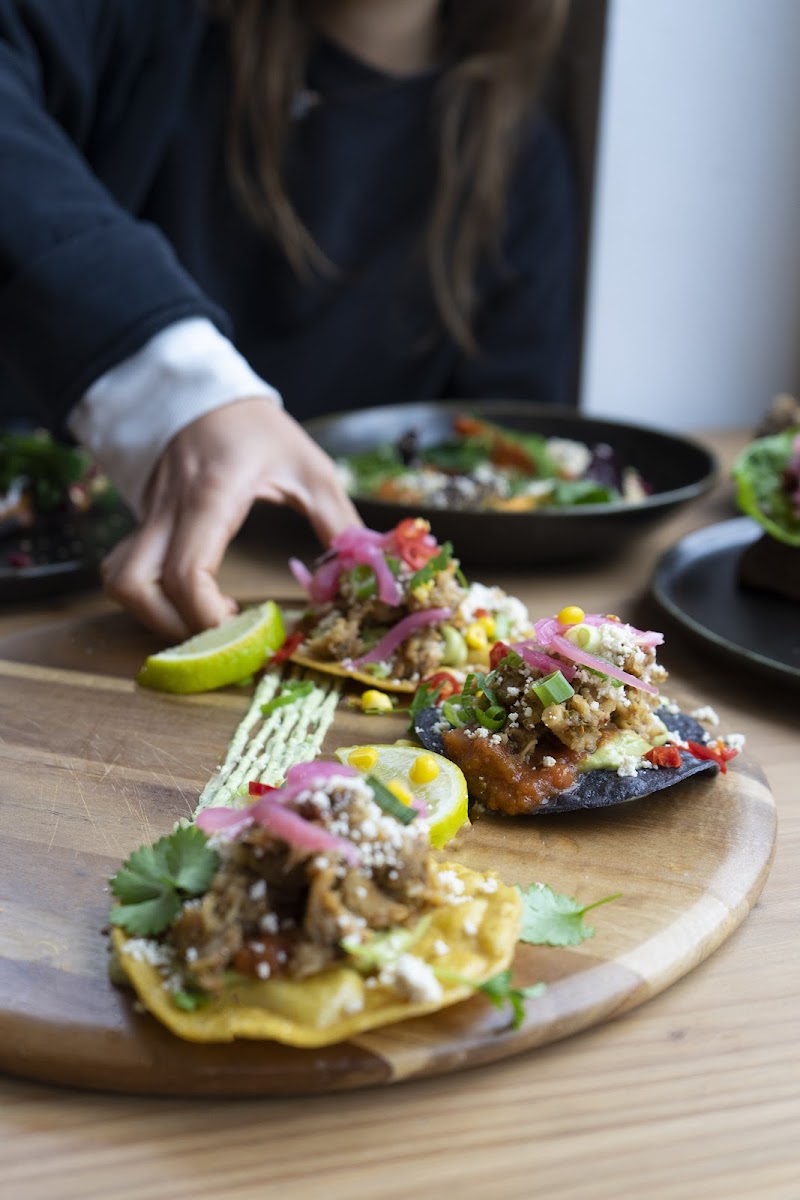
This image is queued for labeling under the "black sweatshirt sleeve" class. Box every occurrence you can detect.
[0,0,229,427]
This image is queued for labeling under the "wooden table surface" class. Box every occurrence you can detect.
[0,429,797,1200]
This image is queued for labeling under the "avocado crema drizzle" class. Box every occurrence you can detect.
[194,670,342,816]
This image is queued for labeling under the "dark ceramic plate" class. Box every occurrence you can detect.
[651,517,800,689]
[304,401,717,567]
[0,502,133,603]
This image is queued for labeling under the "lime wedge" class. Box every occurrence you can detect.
[334,743,469,849]
[137,602,285,694]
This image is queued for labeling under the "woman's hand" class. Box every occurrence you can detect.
[101,397,359,640]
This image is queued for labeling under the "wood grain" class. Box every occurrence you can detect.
[0,430,797,1200]
[0,611,775,1095]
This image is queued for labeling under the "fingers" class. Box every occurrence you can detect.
[100,397,364,639]
[101,523,192,642]
[295,459,361,546]
[159,474,249,632]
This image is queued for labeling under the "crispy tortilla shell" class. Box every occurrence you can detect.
[288,651,418,693]
[113,863,521,1046]
[414,708,720,815]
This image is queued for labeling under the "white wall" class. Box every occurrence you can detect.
[581,0,800,431]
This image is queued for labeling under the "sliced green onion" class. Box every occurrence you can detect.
[564,623,601,653]
[474,704,507,732]
[366,775,417,825]
[442,699,474,728]
[347,563,377,600]
[530,670,575,706]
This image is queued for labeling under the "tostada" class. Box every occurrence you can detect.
[285,518,533,692]
[110,761,521,1046]
[414,605,742,815]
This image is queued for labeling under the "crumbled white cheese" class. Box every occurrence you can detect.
[379,954,444,1004]
[616,755,640,778]
[690,705,719,726]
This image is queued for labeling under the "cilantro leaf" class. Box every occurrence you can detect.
[517,882,620,947]
[109,825,220,937]
[172,989,211,1012]
[436,966,546,1030]
[409,542,453,589]
[164,824,221,894]
[109,890,182,938]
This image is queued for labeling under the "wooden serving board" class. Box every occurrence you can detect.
[0,612,776,1096]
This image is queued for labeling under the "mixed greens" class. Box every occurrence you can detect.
[336,416,650,512]
[733,427,800,546]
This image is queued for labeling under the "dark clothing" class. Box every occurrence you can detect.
[0,0,578,430]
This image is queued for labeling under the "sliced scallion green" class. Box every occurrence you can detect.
[530,670,574,706]
[473,704,507,732]
[366,775,417,825]
[564,623,601,653]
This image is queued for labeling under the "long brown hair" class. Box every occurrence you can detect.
[211,0,569,351]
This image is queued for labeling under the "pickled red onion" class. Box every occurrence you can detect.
[532,614,660,693]
[351,608,453,667]
[196,808,254,835]
[196,762,361,864]
[511,640,576,681]
[249,796,359,865]
[294,525,403,607]
[289,557,313,591]
[546,631,658,695]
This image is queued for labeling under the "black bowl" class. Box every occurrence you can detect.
[304,401,718,568]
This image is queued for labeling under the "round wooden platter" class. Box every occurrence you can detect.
[0,612,776,1096]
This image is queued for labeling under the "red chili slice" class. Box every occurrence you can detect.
[266,630,303,667]
[248,781,278,796]
[391,518,439,569]
[644,745,683,769]
[421,671,461,702]
[685,740,739,774]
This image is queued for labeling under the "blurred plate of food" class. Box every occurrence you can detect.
[651,517,800,690]
[304,401,717,567]
[0,428,132,602]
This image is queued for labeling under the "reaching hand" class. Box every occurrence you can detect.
[101,397,359,640]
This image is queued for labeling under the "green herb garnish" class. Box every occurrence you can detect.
[109,825,220,937]
[529,670,575,707]
[435,967,545,1031]
[172,989,211,1012]
[366,775,417,825]
[260,679,315,717]
[409,541,454,589]
[517,883,621,947]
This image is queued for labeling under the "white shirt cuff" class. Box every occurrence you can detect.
[66,317,283,515]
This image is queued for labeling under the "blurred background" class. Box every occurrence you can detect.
[562,0,800,430]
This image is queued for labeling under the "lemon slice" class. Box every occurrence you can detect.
[334,743,469,849]
[137,602,285,694]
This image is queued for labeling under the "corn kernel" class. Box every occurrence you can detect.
[409,753,440,785]
[557,605,585,626]
[361,689,394,713]
[347,746,379,771]
[387,778,413,806]
[465,622,489,650]
[476,613,496,638]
